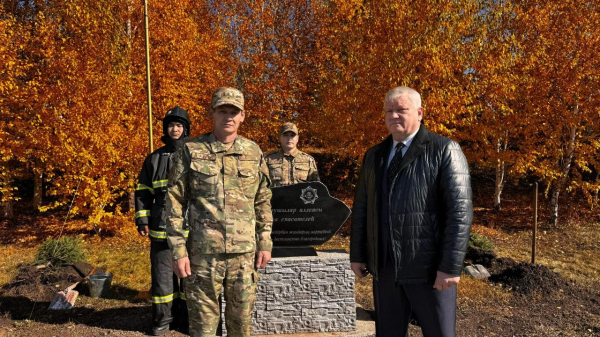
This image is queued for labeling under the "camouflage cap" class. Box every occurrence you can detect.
[211,87,244,110]
[279,122,298,135]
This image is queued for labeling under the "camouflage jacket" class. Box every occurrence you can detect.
[265,149,319,187]
[165,133,273,259]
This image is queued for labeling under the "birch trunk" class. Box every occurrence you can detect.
[493,136,507,211]
[494,158,505,211]
[549,122,577,226]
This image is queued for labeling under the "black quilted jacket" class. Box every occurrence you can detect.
[350,126,473,284]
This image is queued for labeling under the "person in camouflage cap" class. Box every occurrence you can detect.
[164,87,273,337]
[265,122,320,187]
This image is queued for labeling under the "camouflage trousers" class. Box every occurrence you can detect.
[184,252,258,337]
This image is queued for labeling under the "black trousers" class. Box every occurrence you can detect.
[373,263,457,337]
[150,239,188,327]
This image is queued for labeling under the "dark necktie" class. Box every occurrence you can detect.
[387,142,405,191]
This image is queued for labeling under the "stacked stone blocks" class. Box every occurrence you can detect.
[222,251,355,335]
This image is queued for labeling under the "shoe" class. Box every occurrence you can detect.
[171,320,189,335]
[179,322,189,335]
[151,324,170,336]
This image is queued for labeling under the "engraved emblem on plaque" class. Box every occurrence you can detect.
[300,186,318,204]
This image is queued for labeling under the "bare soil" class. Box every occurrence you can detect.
[1,248,598,336]
[1,173,599,336]
[0,264,172,336]
[459,247,600,336]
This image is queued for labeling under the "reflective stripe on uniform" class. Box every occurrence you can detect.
[135,210,150,218]
[152,293,174,304]
[149,230,167,239]
[135,184,155,194]
[184,230,189,238]
[149,230,187,239]
[152,180,168,189]
[180,292,186,301]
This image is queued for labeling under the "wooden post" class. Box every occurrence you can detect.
[143,0,153,153]
[532,182,538,264]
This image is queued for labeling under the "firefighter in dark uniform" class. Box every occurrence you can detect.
[135,106,190,335]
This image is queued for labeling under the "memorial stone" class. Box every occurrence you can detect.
[220,182,356,335]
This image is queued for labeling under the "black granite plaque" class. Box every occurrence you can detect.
[271,246,318,258]
[270,181,351,246]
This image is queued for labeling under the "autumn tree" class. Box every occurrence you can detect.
[0,15,25,218]
[0,0,232,233]
[511,0,600,224]
[1,2,60,213]
[208,0,327,150]
[311,0,483,159]
[2,0,599,230]
[456,0,529,211]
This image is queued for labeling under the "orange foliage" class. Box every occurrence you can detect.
[310,0,483,158]
[0,0,599,232]
[208,0,327,150]
[1,0,233,223]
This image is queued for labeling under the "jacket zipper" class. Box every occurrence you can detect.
[388,173,401,277]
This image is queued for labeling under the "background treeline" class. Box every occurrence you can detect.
[1,0,598,232]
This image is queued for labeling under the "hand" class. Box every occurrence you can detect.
[173,257,191,278]
[351,262,369,278]
[433,270,460,291]
[256,251,271,269]
[138,225,149,237]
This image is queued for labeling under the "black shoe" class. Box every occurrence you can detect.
[181,322,190,335]
[171,321,189,335]
[151,324,170,336]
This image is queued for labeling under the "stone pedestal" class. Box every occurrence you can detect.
[222,250,356,335]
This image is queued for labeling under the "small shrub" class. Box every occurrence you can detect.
[34,236,86,267]
[469,233,495,251]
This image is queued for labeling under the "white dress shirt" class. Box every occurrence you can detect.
[387,128,419,167]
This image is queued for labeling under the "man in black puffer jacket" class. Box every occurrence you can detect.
[135,106,191,335]
[350,87,473,337]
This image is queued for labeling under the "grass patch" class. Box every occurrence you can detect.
[85,236,151,292]
[458,277,511,306]
[491,220,600,284]
[0,245,36,286]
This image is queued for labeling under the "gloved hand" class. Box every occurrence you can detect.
[137,225,149,237]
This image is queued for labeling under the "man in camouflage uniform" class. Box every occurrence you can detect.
[165,87,273,337]
[265,122,319,187]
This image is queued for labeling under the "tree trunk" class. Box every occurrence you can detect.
[3,201,14,219]
[594,173,599,208]
[549,122,577,226]
[128,190,135,210]
[493,159,505,211]
[493,138,507,211]
[33,172,42,211]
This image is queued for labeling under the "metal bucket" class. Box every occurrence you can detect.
[87,273,113,298]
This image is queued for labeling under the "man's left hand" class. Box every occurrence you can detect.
[256,251,271,269]
[433,270,460,291]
